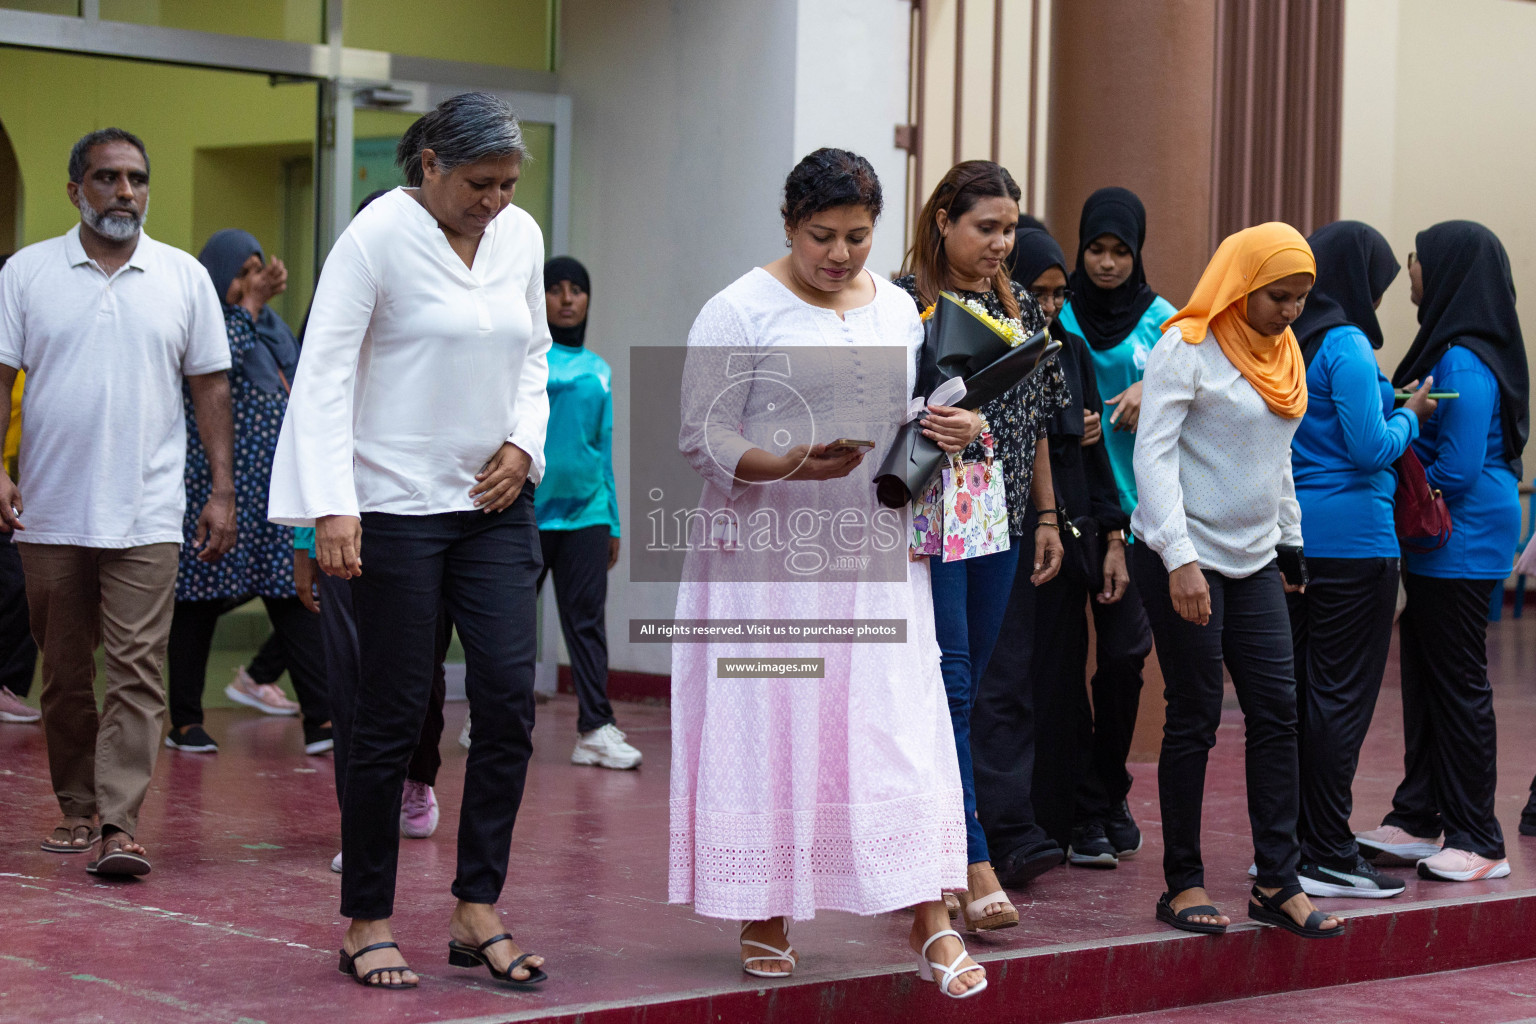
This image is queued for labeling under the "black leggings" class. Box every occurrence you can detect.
[1383,573,1504,859]
[166,595,328,730]
[340,497,540,920]
[1288,556,1399,869]
[537,525,616,735]
[1135,545,1301,893]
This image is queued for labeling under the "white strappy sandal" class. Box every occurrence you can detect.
[739,921,796,979]
[914,928,987,999]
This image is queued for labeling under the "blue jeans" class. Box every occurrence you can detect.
[930,544,1022,864]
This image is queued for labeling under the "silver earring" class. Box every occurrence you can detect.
[785,237,792,248]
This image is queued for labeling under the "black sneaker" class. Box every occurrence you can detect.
[1298,857,1406,899]
[304,724,335,756]
[164,725,218,753]
[1104,799,1143,857]
[996,842,1063,887]
[1068,822,1118,868]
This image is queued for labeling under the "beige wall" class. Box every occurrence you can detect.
[1340,0,1536,430]
[909,0,1050,239]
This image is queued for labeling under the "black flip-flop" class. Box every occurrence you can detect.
[338,941,419,989]
[448,932,548,989]
[1156,891,1227,934]
[1247,883,1345,939]
[85,836,151,877]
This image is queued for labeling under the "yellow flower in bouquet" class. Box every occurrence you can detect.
[947,292,1028,347]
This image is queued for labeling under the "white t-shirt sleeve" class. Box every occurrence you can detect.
[182,265,234,376]
[0,261,24,370]
[507,229,551,485]
[267,228,378,525]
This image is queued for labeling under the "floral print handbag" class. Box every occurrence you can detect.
[910,428,1010,562]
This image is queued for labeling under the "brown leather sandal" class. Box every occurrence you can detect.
[40,818,97,854]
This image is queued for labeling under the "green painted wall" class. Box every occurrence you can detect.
[0,45,558,330]
[99,0,324,42]
[345,0,554,70]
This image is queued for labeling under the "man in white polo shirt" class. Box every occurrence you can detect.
[0,128,236,877]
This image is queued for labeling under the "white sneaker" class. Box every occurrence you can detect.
[1355,825,1443,866]
[458,714,472,750]
[571,723,642,770]
[1417,848,1511,882]
[0,686,40,723]
[330,851,342,873]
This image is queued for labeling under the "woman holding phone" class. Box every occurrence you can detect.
[671,148,989,999]
[1358,221,1528,884]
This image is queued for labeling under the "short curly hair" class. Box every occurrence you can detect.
[780,148,883,229]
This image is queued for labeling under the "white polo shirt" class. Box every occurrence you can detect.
[0,225,231,548]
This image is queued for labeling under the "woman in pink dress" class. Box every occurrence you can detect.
[668,149,987,1000]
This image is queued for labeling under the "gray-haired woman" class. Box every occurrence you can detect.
[269,92,551,991]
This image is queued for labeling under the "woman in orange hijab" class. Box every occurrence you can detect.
[1130,223,1345,940]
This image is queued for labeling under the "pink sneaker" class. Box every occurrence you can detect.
[0,686,40,723]
[1418,848,1511,882]
[400,781,439,838]
[1355,825,1442,866]
[224,667,300,716]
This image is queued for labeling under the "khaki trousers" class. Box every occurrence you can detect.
[19,542,178,837]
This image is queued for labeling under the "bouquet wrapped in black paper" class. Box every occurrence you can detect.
[874,291,1060,508]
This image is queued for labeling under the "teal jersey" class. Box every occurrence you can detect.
[1059,296,1177,517]
[534,343,621,536]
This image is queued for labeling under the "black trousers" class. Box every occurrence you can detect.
[0,537,37,697]
[341,495,541,920]
[246,631,287,687]
[1288,556,1399,869]
[1028,553,1093,852]
[319,572,451,801]
[1078,550,1153,822]
[1135,544,1301,892]
[973,524,1060,861]
[166,595,329,730]
[1383,573,1505,859]
[536,525,616,734]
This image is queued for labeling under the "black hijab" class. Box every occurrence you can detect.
[1065,187,1158,351]
[1293,220,1399,366]
[1393,220,1528,473]
[1012,226,1085,437]
[543,256,590,348]
[197,229,300,394]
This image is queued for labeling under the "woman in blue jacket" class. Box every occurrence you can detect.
[1360,221,1528,883]
[1057,187,1178,858]
[1288,221,1435,899]
[537,257,641,771]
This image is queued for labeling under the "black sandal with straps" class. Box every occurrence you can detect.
[1247,884,1345,939]
[447,932,548,989]
[338,940,419,989]
[1155,891,1228,935]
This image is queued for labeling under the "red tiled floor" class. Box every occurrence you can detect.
[1101,957,1536,1024]
[3,613,1536,1023]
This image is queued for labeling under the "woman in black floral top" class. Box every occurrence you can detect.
[163,230,331,755]
[897,161,1070,928]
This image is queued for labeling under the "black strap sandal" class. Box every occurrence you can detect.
[338,941,419,989]
[1247,884,1345,939]
[1156,891,1228,934]
[447,932,548,989]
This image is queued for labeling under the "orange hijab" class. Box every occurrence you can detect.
[1163,222,1315,419]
